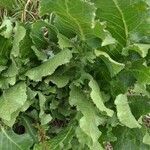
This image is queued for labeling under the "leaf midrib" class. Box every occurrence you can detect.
[1,127,22,150]
[112,0,129,45]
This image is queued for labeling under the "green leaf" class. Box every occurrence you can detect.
[39,0,96,40]
[19,27,35,59]
[0,36,12,66]
[128,64,150,84]
[38,92,52,125]
[26,49,72,81]
[2,59,18,77]
[122,44,150,58]
[32,46,47,61]
[133,83,150,98]
[89,78,114,117]
[0,17,13,38]
[0,76,16,89]
[113,126,150,150]
[114,94,141,128]
[0,82,27,122]
[94,0,149,48]
[128,95,150,119]
[0,127,33,150]
[11,24,26,57]
[69,86,103,149]
[45,73,70,88]
[21,116,38,143]
[0,66,7,73]
[30,21,49,49]
[57,33,73,49]
[95,50,125,77]
[143,131,150,146]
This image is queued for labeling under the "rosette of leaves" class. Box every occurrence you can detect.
[0,0,150,149]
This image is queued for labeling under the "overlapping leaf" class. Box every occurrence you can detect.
[26,49,72,81]
[114,94,141,128]
[0,127,33,150]
[0,82,27,122]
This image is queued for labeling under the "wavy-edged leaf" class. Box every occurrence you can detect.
[133,83,150,98]
[57,33,74,49]
[38,92,52,125]
[2,58,18,78]
[11,24,26,57]
[89,78,114,117]
[32,46,47,61]
[122,44,150,58]
[0,66,6,73]
[95,50,125,77]
[0,82,27,122]
[94,0,149,48]
[114,94,141,128]
[39,0,96,40]
[45,73,70,88]
[26,49,72,81]
[0,127,33,150]
[69,86,103,149]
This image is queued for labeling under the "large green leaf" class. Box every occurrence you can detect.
[39,0,96,40]
[0,82,27,122]
[114,94,141,128]
[94,0,149,48]
[0,127,33,150]
[112,126,150,150]
[69,86,103,149]
[26,49,72,81]
[129,95,150,119]
[89,78,114,117]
